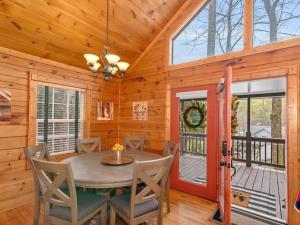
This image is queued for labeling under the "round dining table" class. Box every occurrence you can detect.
[62,150,161,189]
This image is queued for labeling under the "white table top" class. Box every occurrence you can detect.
[62,150,161,188]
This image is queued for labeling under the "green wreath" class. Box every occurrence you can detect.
[182,101,206,129]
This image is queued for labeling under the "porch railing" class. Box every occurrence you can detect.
[180,132,285,168]
[180,132,207,156]
[231,135,285,168]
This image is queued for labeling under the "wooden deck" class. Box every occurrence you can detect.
[179,154,287,222]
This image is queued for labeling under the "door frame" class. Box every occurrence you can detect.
[170,84,218,202]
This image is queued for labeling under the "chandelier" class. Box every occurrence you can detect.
[83,0,129,80]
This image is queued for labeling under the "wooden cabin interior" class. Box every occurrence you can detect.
[0,0,299,224]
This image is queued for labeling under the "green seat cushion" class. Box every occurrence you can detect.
[50,189,106,221]
[110,192,158,218]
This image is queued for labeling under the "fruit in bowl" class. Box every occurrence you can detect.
[112,144,124,151]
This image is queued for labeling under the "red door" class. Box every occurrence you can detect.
[217,67,232,225]
[170,85,218,201]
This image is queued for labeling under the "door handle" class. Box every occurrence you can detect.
[220,161,226,167]
[220,161,231,168]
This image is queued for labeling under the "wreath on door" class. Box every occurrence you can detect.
[182,101,207,129]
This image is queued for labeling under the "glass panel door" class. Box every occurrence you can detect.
[170,85,218,201]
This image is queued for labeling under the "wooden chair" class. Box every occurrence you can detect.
[110,156,174,225]
[77,137,101,153]
[32,158,107,225]
[123,136,145,151]
[24,143,51,225]
[162,141,179,213]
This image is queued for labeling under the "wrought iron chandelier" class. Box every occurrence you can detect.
[83,0,129,80]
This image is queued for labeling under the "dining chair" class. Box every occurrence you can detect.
[123,136,145,151]
[77,137,114,198]
[32,158,107,225]
[77,137,101,153]
[24,143,51,225]
[110,156,174,225]
[162,141,179,213]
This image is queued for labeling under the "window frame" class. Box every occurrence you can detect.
[36,83,85,156]
[169,0,300,68]
[25,73,92,157]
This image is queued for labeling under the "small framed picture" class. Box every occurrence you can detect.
[97,101,113,120]
[0,90,12,121]
[133,101,148,121]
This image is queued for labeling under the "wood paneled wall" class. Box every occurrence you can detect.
[120,1,300,223]
[0,47,119,213]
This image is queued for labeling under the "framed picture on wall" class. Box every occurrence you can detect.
[133,101,148,121]
[97,101,113,120]
[0,90,12,121]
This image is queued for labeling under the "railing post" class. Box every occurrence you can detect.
[246,131,252,167]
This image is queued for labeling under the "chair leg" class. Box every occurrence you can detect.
[165,188,170,213]
[33,195,40,225]
[101,204,107,225]
[157,214,163,225]
[44,201,50,225]
[110,206,116,225]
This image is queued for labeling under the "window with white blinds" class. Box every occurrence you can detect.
[36,85,85,155]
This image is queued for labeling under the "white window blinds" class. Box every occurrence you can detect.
[37,85,85,155]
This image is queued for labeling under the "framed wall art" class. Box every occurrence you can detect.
[133,101,148,121]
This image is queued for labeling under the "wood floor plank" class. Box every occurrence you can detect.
[277,170,287,221]
[237,166,252,188]
[261,167,271,193]
[245,166,259,190]
[253,167,264,192]
[270,169,282,219]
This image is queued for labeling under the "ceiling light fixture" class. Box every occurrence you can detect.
[83,0,129,80]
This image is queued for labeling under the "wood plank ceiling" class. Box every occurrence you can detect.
[0,0,184,69]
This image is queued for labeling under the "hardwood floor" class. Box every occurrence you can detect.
[0,190,218,225]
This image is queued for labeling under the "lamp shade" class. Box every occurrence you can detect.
[111,66,119,75]
[105,54,120,65]
[89,62,101,73]
[84,54,99,64]
[117,62,130,72]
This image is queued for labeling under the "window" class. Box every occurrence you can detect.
[171,0,300,65]
[172,0,244,64]
[253,0,300,47]
[37,85,85,155]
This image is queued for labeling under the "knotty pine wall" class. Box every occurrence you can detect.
[0,47,119,213]
[120,3,300,223]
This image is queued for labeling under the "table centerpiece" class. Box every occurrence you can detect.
[112,143,124,163]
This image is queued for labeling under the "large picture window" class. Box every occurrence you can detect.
[37,85,85,155]
[171,0,300,65]
[253,0,300,47]
[172,0,244,64]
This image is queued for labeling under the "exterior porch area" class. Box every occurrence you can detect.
[179,154,287,222]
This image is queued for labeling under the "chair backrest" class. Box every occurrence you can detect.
[24,144,51,194]
[130,156,173,218]
[77,137,101,153]
[163,141,179,157]
[32,159,78,223]
[124,136,145,151]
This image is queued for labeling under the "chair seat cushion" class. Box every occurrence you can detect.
[50,189,106,221]
[110,192,158,218]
